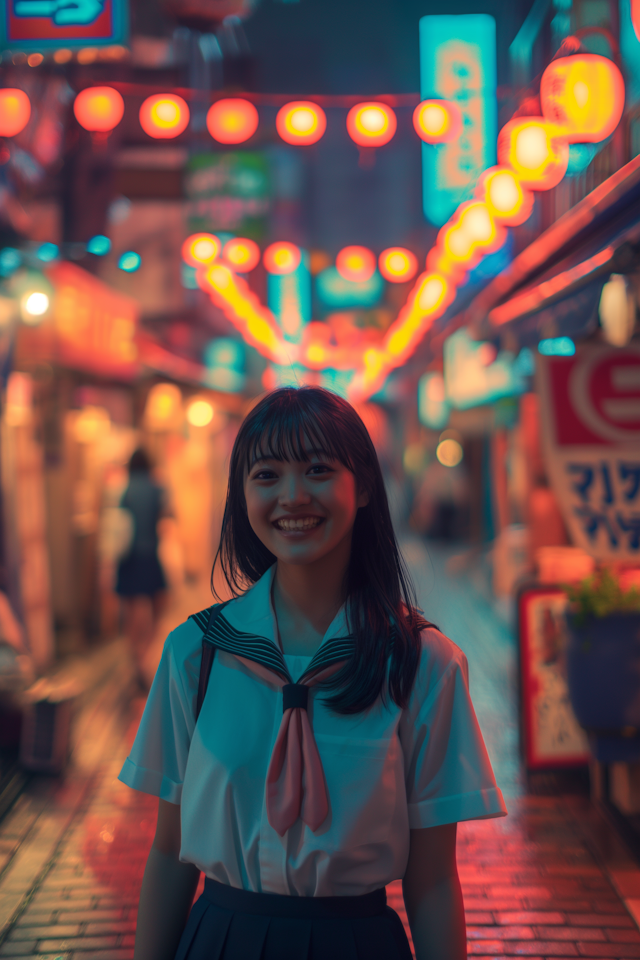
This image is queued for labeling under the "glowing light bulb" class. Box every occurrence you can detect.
[207,99,258,144]
[182,233,221,267]
[413,99,462,144]
[336,246,376,283]
[0,89,31,137]
[263,242,301,275]
[378,248,418,283]
[139,94,189,139]
[223,237,260,272]
[74,87,124,133]
[436,438,463,467]
[346,102,396,147]
[276,102,326,145]
[186,399,214,427]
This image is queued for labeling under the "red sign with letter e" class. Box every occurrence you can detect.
[538,344,640,560]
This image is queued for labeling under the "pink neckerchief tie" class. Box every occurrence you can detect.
[233,656,346,836]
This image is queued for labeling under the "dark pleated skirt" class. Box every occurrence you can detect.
[115,553,166,597]
[174,878,413,960]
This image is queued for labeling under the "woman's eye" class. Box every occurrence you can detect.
[308,464,331,475]
[254,470,277,480]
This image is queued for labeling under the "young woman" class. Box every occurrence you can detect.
[119,386,506,960]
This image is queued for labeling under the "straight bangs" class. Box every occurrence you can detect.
[244,400,356,477]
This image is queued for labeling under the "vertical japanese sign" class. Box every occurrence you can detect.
[419,14,497,227]
[537,344,640,560]
[1,0,128,51]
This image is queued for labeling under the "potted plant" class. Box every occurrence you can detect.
[564,568,640,762]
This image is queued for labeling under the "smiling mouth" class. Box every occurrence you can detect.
[274,516,324,531]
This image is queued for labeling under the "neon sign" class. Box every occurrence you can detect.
[419,14,497,227]
[2,0,128,50]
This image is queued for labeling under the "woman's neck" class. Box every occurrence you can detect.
[272,539,351,657]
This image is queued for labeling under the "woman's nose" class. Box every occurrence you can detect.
[279,475,311,505]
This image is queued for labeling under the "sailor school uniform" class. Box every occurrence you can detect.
[119,564,507,960]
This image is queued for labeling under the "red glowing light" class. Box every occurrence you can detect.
[346,102,396,147]
[498,117,568,190]
[223,237,260,272]
[276,102,326,146]
[540,54,625,143]
[182,233,221,267]
[264,242,301,275]
[73,87,124,133]
[413,99,462,144]
[139,94,189,139]
[0,89,30,137]
[378,248,418,283]
[207,98,259,144]
[336,246,376,283]
[478,167,534,226]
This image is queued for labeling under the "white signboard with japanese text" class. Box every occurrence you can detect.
[537,344,640,561]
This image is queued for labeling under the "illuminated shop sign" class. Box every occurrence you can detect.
[443,327,527,410]
[268,254,311,344]
[419,14,497,226]
[1,0,128,50]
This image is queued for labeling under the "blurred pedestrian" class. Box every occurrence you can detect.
[116,448,167,689]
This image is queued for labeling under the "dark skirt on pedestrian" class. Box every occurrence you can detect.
[115,553,166,597]
[174,878,413,960]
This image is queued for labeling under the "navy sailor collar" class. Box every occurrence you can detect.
[189,565,355,685]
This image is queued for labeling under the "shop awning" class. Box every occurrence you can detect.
[457,152,640,345]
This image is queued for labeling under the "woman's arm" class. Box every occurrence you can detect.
[134,799,201,960]
[402,822,466,960]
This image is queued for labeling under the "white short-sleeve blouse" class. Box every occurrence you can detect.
[118,566,506,896]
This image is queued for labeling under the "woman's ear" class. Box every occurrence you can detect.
[357,488,369,509]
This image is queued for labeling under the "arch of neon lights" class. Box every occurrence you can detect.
[189,53,624,400]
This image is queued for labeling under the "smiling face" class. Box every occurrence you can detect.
[244,447,368,568]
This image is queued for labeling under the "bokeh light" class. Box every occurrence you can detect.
[21,291,49,323]
[207,98,259,144]
[87,235,111,256]
[139,94,189,139]
[74,87,124,133]
[413,99,462,144]
[378,248,418,283]
[186,399,214,427]
[223,237,260,272]
[182,233,221,267]
[263,242,301,275]
[0,89,31,137]
[480,167,533,226]
[540,54,625,143]
[336,246,376,283]
[276,102,326,146]
[346,102,396,147]
[498,118,568,190]
[436,438,463,467]
[118,251,141,272]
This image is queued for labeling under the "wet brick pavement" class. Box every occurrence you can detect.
[1,551,640,958]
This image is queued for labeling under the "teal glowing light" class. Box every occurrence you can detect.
[87,235,111,256]
[444,328,527,410]
[268,252,311,344]
[0,248,21,277]
[538,336,576,356]
[203,337,245,393]
[118,251,141,272]
[418,372,450,429]
[36,242,59,262]
[316,267,384,309]
[419,14,497,227]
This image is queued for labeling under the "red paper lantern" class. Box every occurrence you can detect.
[336,246,376,283]
[207,98,258,144]
[413,100,461,144]
[346,103,396,147]
[378,248,418,283]
[263,242,301,275]
[0,89,31,137]
[74,87,124,133]
[140,94,189,139]
[223,237,260,272]
[182,233,221,267]
[276,102,326,146]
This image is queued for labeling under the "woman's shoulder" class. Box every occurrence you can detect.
[411,622,469,700]
[161,612,209,674]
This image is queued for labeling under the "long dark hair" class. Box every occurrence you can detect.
[212,386,431,714]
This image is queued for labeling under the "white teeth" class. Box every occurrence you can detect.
[276,517,322,530]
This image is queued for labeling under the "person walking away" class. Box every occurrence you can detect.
[116,448,167,689]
